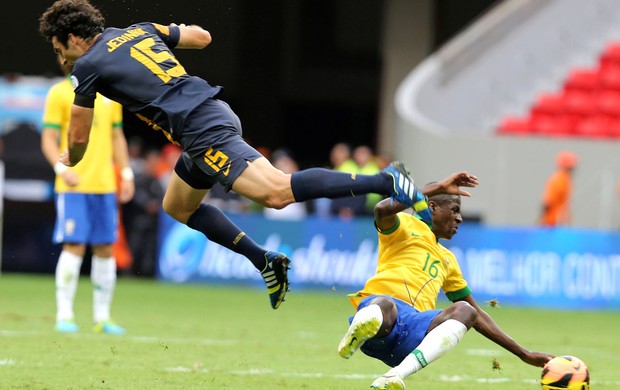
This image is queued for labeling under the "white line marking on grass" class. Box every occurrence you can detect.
[165,366,209,373]
[0,359,16,366]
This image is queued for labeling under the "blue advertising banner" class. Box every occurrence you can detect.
[157,213,620,310]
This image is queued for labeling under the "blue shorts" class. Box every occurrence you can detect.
[175,99,263,191]
[53,193,118,245]
[350,295,441,367]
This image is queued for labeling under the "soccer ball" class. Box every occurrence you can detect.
[541,355,590,390]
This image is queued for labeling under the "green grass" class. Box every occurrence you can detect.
[0,273,619,389]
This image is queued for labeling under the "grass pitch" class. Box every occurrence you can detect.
[0,273,619,389]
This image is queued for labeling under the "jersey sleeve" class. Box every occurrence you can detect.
[111,101,123,129]
[71,60,99,107]
[134,22,180,48]
[442,252,472,301]
[42,84,66,130]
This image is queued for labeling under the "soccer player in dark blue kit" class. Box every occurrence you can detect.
[39,0,430,309]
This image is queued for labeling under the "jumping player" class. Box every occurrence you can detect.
[38,0,430,309]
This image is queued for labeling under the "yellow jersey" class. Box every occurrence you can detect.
[42,78,122,193]
[349,212,471,311]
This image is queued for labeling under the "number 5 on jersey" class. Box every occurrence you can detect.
[203,147,231,176]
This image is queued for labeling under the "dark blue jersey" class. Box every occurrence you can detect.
[71,22,222,144]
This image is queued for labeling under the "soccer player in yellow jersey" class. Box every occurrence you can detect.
[41,55,135,334]
[338,172,553,389]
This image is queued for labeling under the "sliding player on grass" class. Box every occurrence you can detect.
[338,172,553,389]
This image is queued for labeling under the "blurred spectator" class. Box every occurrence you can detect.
[353,145,382,213]
[155,144,182,189]
[330,142,358,173]
[328,142,369,219]
[127,136,145,176]
[123,149,165,276]
[263,149,309,221]
[539,151,578,226]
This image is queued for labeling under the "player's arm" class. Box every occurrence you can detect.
[374,198,409,231]
[62,103,94,166]
[112,127,135,204]
[41,127,61,169]
[173,23,212,49]
[458,294,553,367]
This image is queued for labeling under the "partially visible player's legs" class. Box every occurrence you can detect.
[163,172,290,309]
[338,296,397,359]
[372,301,477,389]
[91,245,125,335]
[55,244,84,333]
[231,157,427,213]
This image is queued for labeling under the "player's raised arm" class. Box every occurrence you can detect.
[173,23,212,49]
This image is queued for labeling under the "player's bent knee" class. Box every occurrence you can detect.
[452,301,478,328]
[257,192,291,209]
[162,200,190,223]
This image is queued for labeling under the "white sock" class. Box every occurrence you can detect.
[353,304,384,326]
[387,319,468,379]
[55,251,83,322]
[91,256,117,323]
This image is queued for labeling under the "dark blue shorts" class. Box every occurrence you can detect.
[350,295,441,367]
[53,192,118,245]
[175,98,263,191]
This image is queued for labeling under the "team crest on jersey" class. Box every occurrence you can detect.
[70,75,79,89]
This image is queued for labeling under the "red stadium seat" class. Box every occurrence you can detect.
[497,116,532,135]
[606,118,620,138]
[564,68,599,93]
[574,115,611,139]
[596,91,620,117]
[531,93,565,120]
[530,116,575,138]
[599,41,620,69]
[599,66,620,91]
[563,90,598,123]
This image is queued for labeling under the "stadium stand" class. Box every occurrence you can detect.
[393,0,620,228]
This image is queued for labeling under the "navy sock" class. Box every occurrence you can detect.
[290,168,392,202]
[186,204,267,271]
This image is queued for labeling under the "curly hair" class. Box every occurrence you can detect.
[39,0,105,46]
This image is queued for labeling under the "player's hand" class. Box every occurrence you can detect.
[61,170,80,187]
[59,149,75,167]
[422,171,479,197]
[118,178,135,204]
[521,351,554,367]
[438,171,479,197]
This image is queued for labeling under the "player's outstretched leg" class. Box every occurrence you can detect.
[338,304,383,359]
[370,374,406,389]
[381,161,431,224]
[261,252,291,309]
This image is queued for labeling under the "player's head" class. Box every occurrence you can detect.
[428,194,462,240]
[39,0,105,62]
[555,150,578,172]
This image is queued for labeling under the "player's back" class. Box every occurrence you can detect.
[73,23,221,136]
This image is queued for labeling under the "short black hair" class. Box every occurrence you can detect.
[39,0,105,45]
